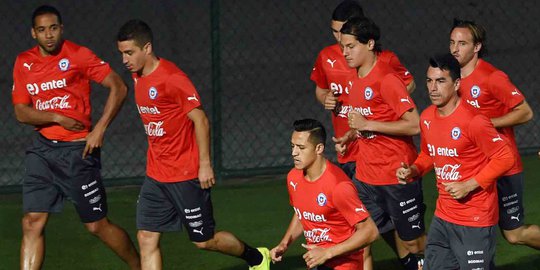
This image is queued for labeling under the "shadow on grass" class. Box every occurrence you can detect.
[497,254,540,270]
[221,256,402,270]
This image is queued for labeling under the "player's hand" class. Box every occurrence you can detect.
[198,164,215,189]
[324,92,338,110]
[270,243,288,263]
[83,126,105,158]
[443,179,478,200]
[55,114,85,131]
[332,136,347,156]
[396,162,413,184]
[302,243,332,269]
[348,111,368,130]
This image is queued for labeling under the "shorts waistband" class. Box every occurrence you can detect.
[37,134,87,147]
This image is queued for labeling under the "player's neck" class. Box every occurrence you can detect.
[304,157,327,182]
[357,53,377,78]
[437,96,461,117]
[141,56,160,77]
[460,56,480,78]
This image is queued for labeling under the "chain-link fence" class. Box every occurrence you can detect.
[1,0,539,188]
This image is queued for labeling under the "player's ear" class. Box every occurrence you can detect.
[316,143,325,155]
[31,27,37,39]
[454,78,461,92]
[143,42,153,55]
[367,39,375,51]
[474,42,482,54]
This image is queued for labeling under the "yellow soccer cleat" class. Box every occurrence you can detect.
[249,247,270,270]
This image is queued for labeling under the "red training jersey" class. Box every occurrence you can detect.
[347,60,418,185]
[310,44,413,164]
[12,40,112,141]
[133,58,201,182]
[415,101,511,227]
[459,59,524,175]
[287,160,370,270]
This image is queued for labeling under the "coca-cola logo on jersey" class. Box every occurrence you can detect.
[304,228,332,244]
[434,164,462,181]
[35,95,71,110]
[144,121,166,137]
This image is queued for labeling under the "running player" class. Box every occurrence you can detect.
[11,5,140,270]
[450,19,540,249]
[270,119,378,270]
[336,17,426,269]
[397,53,515,269]
[310,1,417,268]
[116,20,270,270]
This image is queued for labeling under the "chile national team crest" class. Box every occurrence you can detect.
[58,58,70,71]
[470,85,481,98]
[364,87,373,100]
[149,87,158,99]
[451,127,461,140]
[317,193,327,206]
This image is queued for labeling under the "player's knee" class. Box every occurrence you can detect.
[84,217,108,235]
[137,230,160,251]
[193,240,211,250]
[402,239,423,254]
[21,213,47,234]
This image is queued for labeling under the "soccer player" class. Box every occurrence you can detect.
[270,119,378,270]
[116,20,270,270]
[335,17,426,269]
[450,19,540,249]
[396,53,515,269]
[11,5,140,270]
[310,1,417,268]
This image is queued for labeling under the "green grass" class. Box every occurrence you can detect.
[1,156,539,269]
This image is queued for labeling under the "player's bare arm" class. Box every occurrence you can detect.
[302,217,378,269]
[13,103,84,131]
[406,80,416,94]
[187,107,215,189]
[348,108,420,136]
[491,100,533,128]
[270,214,303,263]
[443,179,479,200]
[83,71,127,158]
[332,129,357,155]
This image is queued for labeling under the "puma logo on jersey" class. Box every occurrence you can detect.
[400,97,411,104]
[405,71,410,76]
[327,58,336,68]
[355,206,366,213]
[492,135,503,142]
[412,221,421,229]
[193,227,204,236]
[187,94,198,102]
[289,181,298,191]
[23,63,34,70]
[423,120,431,130]
[511,90,520,96]
[92,204,103,212]
[511,213,520,222]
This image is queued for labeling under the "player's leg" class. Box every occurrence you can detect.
[173,180,269,269]
[137,230,162,270]
[62,144,139,269]
[498,174,540,249]
[423,217,459,270]
[21,137,64,270]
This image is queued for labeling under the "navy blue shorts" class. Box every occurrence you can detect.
[353,177,426,241]
[497,173,525,230]
[23,135,107,223]
[137,177,216,242]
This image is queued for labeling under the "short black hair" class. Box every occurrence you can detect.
[451,18,487,57]
[117,19,153,48]
[293,119,326,147]
[429,53,461,81]
[32,5,62,27]
[332,0,365,22]
[340,17,381,52]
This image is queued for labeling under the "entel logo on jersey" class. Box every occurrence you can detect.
[293,207,327,222]
[329,81,352,95]
[470,85,481,98]
[364,87,374,100]
[149,87,158,99]
[58,58,70,71]
[317,193,327,206]
[451,127,461,140]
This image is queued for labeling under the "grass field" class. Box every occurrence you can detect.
[1,156,539,270]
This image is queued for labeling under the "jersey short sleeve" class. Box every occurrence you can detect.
[310,51,328,89]
[165,73,201,114]
[380,73,415,117]
[78,46,111,83]
[488,70,524,109]
[467,114,509,159]
[11,57,32,105]
[332,181,369,226]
